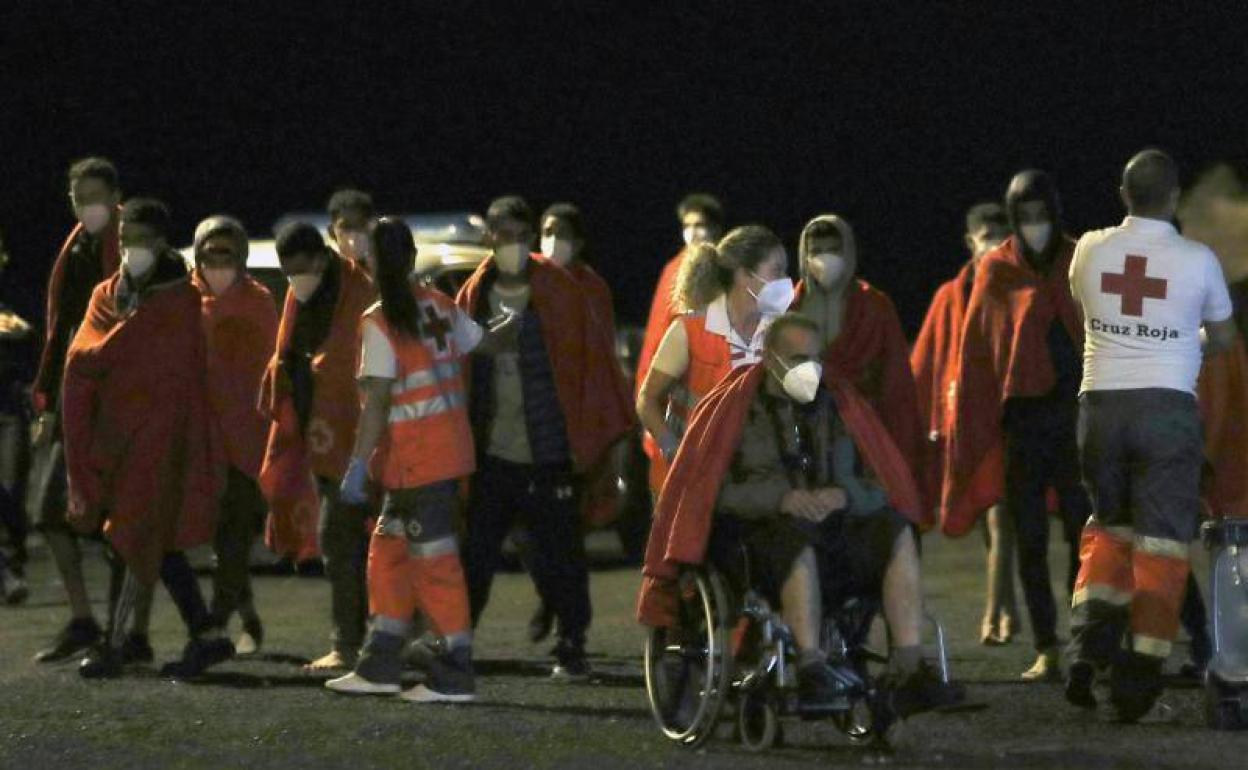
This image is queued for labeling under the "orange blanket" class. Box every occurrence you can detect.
[193,271,278,479]
[636,364,922,627]
[258,256,374,558]
[942,235,1082,536]
[457,255,633,472]
[62,268,220,584]
[909,263,974,518]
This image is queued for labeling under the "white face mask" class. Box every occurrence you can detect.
[122,246,156,278]
[771,353,823,404]
[288,273,322,303]
[495,243,529,275]
[1020,223,1052,254]
[749,274,795,316]
[682,225,710,247]
[807,252,847,289]
[541,236,574,267]
[202,266,238,296]
[78,203,111,235]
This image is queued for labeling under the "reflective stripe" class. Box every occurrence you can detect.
[373,615,414,637]
[444,631,473,650]
[1132,635,1172,658]
[396,361,462,392]
[1072,584,1133,608]
[389,391,466,423]
[407,535,459,559]
[1134,535,1189,561]
[1085,519,1134,541]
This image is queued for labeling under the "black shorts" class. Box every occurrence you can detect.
[1077,388,1203,542]
[706,508,907,611]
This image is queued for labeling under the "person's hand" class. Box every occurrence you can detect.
[813,487,847,515]
[781,490,828,521]
[487,308,521,346]
[658,432,680,463]
[339,457,370,506]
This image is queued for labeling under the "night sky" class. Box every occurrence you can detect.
[2,2,1246,333]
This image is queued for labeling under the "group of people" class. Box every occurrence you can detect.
[0,147,1239,724]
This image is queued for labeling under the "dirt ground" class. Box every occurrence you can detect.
[1,529,1243,770]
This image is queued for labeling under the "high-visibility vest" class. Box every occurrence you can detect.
[663,313,733,441]
[366,289,476,490]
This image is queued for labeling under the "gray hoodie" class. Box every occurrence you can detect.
[796,214,858,348]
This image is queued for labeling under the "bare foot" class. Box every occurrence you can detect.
[304,650,354,671]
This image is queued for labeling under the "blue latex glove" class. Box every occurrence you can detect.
[339,457,370,505]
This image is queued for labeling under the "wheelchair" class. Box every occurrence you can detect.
[643,562,949,752]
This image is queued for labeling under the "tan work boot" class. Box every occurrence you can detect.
[1021,647,1061,681]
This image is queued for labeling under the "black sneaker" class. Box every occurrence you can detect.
[798,661,854,714]
[1065,660,1097,710]
[551,640,590,682]
[120,633,154,665]
[886,661,966,719]
[527,601,555,644]
[79,644,123,679]
[35,618,102,663]
[160,636,235,679]
[1110,652,1163,724]
[402,645,476,703]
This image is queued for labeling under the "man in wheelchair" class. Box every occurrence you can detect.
[639,314,963,719]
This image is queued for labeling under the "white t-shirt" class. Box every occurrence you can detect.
[651,294,774,379]
[358,301,484,380]
[1069,216,1233,394]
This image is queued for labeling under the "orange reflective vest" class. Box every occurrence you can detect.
[366,289,476,490]
[647,312,735,492]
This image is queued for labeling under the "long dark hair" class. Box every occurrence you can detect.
[372,217,423,339]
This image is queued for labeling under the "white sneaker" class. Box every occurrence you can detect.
[325,672,401,695]
[234,632,259,656]
[400,684,475,703]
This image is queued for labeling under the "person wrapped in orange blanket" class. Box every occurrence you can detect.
[910,202,1017,645]
[258,221,375,671]
[30,157,123,665]
[62,198,229,679]
[792,214,929,528]
[191,216,279,654]
[456,196,634,680]
[945,171,1090,681]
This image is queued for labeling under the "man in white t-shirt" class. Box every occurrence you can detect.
[1065,149,1237,722]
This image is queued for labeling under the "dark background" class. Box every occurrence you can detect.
[2,1,1246,334]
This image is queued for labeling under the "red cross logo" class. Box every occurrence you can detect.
[1101,255,1167,317]
[422,305,454,352]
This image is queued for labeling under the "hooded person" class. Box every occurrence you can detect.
[636,225,791,496]
[945,170,1091,681]
[258,221,376,671]
[30,157,123,663]
[910,202,1019,645]
[190,216,279,654]
[61,198,230,679]
[636,313,961,718]
[455,195,633,680]
[793,215,929,527]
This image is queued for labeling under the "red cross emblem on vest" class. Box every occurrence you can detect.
[422,305,454,352]
[1100,255,1167,317]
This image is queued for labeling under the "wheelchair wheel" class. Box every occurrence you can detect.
[737,690,781,751]
[643,568,733,748]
